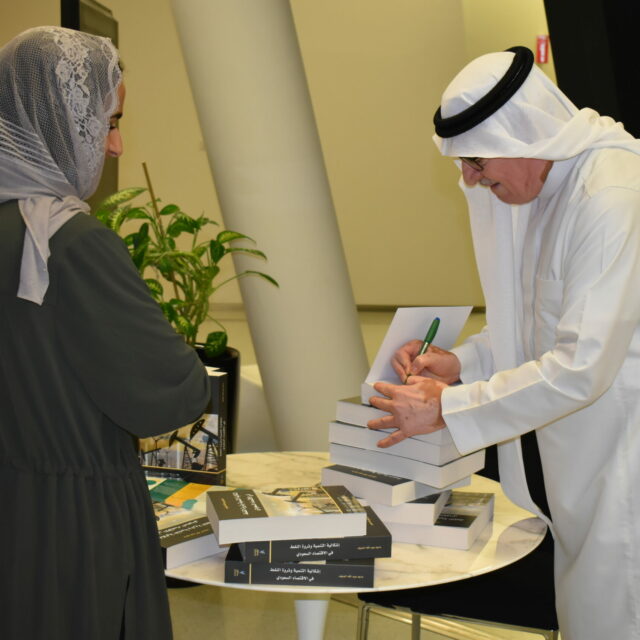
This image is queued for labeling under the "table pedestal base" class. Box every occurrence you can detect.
[294,595,330,640]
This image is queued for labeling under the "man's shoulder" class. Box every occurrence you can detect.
[581,148,640,196]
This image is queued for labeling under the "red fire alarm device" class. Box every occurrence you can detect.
[536,35,550,64]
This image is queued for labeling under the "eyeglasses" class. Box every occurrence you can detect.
[460,157,487,171]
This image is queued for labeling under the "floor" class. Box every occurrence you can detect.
[170,307,558,640]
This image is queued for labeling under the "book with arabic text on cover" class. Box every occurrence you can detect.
[206,485,367,545]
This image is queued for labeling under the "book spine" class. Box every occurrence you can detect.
[207,371,227,485]
[225,558,374,588]
[237,506,391,562]
[238,534,391,562]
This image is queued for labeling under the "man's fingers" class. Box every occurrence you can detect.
[391,359,407,380]
[371,382,397,400]
[376,430,408,448]
[367,415,396,430]
[369,396,395,415]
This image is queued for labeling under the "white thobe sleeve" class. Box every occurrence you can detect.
[451,325,495,383]
[442,188,640,455]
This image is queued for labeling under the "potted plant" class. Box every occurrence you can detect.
[93,163,278,451]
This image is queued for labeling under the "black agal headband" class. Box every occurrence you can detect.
[433,46,534,138]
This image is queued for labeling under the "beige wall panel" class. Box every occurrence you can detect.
[291,0,483,306]
[107,0,484,309]
[99,1,554,311]
[108,0,241,307]
[1,1,59,45]
[462,0,556,83]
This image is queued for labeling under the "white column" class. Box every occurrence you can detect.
[171,0,369,451]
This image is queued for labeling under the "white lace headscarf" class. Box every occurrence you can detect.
[433,51,640,518]
[0,26,121,304]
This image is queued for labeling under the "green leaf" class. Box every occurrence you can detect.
[197,265,220,284]
[131,224,150,270]
[160,204,180,216]
[204,331,227,358]
[241,270,279,287]
[175,316,196,340]
[125,207,153,220]
[93,207,112,225]
[159,302,178,323]
[144,278,163,298]
[167,215,200,237]
[97,187,146,210]
[217,230,253,244]
[157,258,176,279]
[109,206,134,232]
[225,247,267,260]
[209,239,225,263]
[197,216,219,228]
[193,245,208,258]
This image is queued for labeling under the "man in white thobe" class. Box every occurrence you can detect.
[368,47,640,640]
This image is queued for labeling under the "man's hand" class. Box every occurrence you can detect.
[367,377,448,447]
[392,340,462,384]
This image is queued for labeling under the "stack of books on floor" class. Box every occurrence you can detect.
[206,485,391,587]
[322,396,493,550]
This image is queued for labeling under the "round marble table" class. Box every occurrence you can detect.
[165,452,547,640]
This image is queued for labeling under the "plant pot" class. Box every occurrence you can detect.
[195,345,239,454]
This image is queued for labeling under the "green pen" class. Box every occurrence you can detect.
[404,317,440,383]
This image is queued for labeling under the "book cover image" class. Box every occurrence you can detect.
[147,476,225,568]
[148,476,212,529]
[208,485,368,544]
[221,486,364,519]
[139,369,227,485]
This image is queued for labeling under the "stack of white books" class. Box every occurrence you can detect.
[373,490,495,550]
[322,307,493,550]
[327,396,485,488]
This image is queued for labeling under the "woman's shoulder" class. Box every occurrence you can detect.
[50,211,127,260]
[54,210,115,243]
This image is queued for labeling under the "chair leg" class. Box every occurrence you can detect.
[436,613,559,640]
[411,613,421,640]
[356,602,373,640]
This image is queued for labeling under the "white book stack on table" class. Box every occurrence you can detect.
[379,491,496,550]
[324,307,494,549]
[366,490,452,525]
